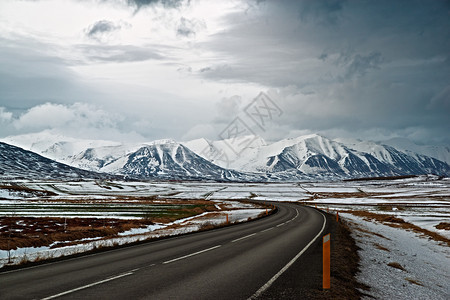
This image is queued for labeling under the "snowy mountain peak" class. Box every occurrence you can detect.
[0,131,120,164]
[146,138,178,145]
[2,132,448,181]
[186,134,449,178]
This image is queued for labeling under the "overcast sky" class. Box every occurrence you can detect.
[0,0,449,144]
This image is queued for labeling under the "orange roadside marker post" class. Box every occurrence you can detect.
[323,233,331,289]
[226,214,229,224]
[336,211,339,222]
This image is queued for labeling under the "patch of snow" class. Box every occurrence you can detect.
[118,224,165,236]
[343,213,449,300]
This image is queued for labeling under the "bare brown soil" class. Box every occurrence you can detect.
[33,197,219,206]
[374,243,390,252]
[346,210,450,247]
[0,183,57,197]
[0,203,217,250]
[405,277,423,286]
[435,222,450,230]
[0,217,156,250]
[326,220,371,299]
[387,262,405,271]
[0,199,271,251]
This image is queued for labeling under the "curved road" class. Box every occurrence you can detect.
[0,203,327,300]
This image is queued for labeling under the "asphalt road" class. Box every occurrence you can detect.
[0,203,327,300]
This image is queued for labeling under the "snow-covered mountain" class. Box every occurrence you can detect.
[0,130,120,164]
[382,137,450,165]
[65,140,252,181]
[187,134,450,178]
[0,142,114,180]
[121,142,249,180]
[183,135,266,168]
[2,132,449,181]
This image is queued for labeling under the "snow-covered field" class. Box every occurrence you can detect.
[299,176,450,239]
[0,180,272,268]
[344,213,449,299]
[1,175,449,298]
[1,175,448,238]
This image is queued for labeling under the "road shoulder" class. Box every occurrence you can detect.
[258,207,370,299]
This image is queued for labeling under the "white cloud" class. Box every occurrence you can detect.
[7,103,122,138]
[181,123,216,141]
[0,107,12,123]
[14,103,74,130]
[0,0,448,145]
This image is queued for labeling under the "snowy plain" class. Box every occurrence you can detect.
[0,175,448,300]
[1,175,448,238]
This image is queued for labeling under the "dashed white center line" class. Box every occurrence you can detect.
[163,245,222,264]
[231,233,257,243]
[41,272,133,300]
[276,223,285,227]
[261,227,274,233]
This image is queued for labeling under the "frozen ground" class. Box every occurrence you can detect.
[1,175,448,238]
[343,213,449,300]
[301,176,450,238]
[0,206,267,268]
[1,175,449,300]
[0,180,269,269]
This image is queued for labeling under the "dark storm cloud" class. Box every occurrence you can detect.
[298,0,346,25]
[198,0,450,143]
[201,0,450,85]
[0,37,101,115]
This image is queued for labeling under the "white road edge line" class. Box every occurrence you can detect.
[248,211,327,300]
[41,272,133,300]
[232,233,257,243]
[163,245,222,264]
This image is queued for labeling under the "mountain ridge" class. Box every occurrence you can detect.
[1,133,449,181]
[0,142,117,180]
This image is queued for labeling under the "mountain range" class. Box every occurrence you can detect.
[0,142,114,180]
[1,131,449,181]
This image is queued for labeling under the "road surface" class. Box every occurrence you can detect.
[0,203,327,299]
